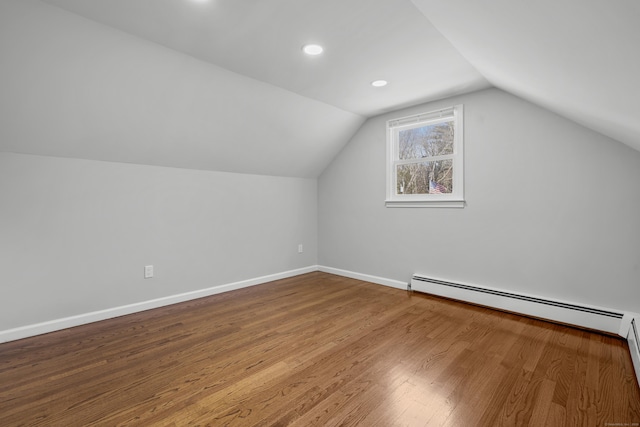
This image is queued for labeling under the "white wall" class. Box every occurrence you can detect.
[0,152,317,330]
[319,88,640,314]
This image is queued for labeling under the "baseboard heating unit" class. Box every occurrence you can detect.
[629,317,640,384]
[410,274,632,337]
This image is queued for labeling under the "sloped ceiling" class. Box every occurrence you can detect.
[39,0,490,117]
[411,0,640,153]
[1,0,638,179]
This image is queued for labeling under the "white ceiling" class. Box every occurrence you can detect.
[2,0,638,178]
[40,0,490,117]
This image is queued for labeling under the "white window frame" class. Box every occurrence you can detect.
[385,104,464,208]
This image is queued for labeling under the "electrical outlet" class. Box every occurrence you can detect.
[298,244,303,253]
[144,265,153,279]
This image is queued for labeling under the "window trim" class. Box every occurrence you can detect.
[385,104,465,208]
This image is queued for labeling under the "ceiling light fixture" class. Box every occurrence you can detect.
[302,44,324,56]
[371,80,388,87]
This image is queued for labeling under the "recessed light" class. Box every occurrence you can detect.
[371,80,388,87]
[302,44,324,56]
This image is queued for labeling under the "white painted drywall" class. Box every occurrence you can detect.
[0,0,364,178]
[318,88,640,314]
[0,152,317,330]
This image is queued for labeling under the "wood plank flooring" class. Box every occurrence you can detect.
[0,272,639,426]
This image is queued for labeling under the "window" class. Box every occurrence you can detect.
[386,104,464,208]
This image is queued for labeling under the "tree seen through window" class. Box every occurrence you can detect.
[396,122,454,194]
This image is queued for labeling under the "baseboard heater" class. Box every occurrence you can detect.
[410,274,630,337]
[629,318,640,384]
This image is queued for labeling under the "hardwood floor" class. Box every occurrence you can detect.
[1,272,638,426]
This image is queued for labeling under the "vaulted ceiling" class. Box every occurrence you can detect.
[39,0,491,117]
[1,0,638,178]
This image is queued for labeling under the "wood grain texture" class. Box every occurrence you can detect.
[0,272,638,426]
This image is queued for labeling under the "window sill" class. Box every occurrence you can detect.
[385,199,465,208]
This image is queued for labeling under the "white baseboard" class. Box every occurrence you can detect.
[318,265,407,290]
[0,265,318,344]
[3,265,638,388]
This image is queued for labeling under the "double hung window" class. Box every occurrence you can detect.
[385,105,464,207]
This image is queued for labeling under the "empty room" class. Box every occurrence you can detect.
[1,0,639,425]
